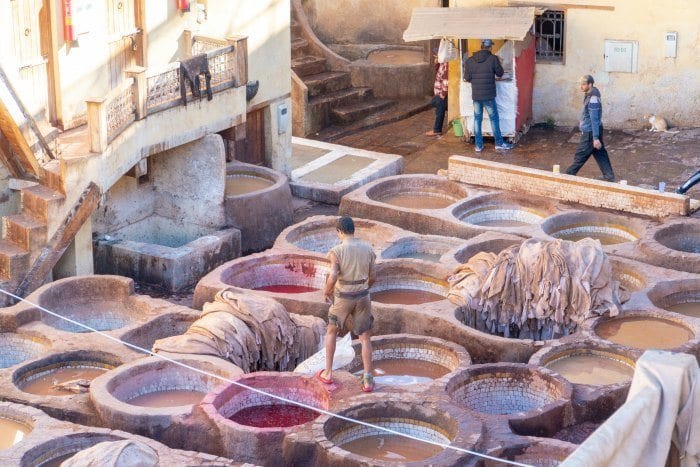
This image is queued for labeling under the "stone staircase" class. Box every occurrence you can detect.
[291,17,394,135]
[0,160,65,301]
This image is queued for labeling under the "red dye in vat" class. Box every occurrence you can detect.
[230,404,319,428]
[254,285,318,293]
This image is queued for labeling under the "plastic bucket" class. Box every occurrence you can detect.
[452,119,464,137]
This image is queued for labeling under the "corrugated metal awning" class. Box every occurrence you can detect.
[403,7,536,42]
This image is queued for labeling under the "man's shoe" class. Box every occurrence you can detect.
[475,146,483,152]
[495,142,514,150]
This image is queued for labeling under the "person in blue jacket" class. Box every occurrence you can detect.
[565,75,616,182]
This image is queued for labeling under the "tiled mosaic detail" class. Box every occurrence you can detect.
[0,334,48,369]
[288,224,395,254]
[459,207,545,226]
[382,237,461,261]
[330,418,451,447]
[18,361,115,387]
[223,258,330,290]
[41,301,136,333]
[612,267,646,292]
[371,277,448,298]
[219,386,325,419]
[451,374,562,415]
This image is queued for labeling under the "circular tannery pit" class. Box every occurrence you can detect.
[370,261,449,305]
[452,193,554,228]
[366,175,469,210]
[541,211,646,246]
[648,279,700,319]
[592,311,696,351]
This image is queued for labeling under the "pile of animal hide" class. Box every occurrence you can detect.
[152,289,325,372]
[61,440,158,467]
[447,238,620,340]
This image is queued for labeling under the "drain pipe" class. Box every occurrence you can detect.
[676,169,700,194]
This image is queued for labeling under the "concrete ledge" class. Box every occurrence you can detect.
[448,156,690,218]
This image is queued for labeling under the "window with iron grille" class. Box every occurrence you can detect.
[535,10,565,62]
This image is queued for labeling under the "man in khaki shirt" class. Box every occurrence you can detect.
[317,216,376,392]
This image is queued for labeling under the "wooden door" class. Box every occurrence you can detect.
[106,0,137,89]
[243,108,266,166]
[8,0,49,121]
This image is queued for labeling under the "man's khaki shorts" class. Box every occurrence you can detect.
[328,294,373,335]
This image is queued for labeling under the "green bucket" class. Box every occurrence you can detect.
[452,118,464,137]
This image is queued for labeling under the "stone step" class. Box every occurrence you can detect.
[331,98,395,125]
[291,37,309,59]
[42,159,64,194]
[292,55,327,78]
[0,239,29,281]
[21,183,65,224]
[307,87,374,135]
[303,71,352,97]
[4,213,47,256]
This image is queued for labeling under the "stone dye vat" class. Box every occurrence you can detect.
[541,211,646,247]
[532,345,635,387]
[366,175,467,210]
[341,334,470,388]
[94,219,241,292]
[225,162,293,253]
[0,333,49,369]
[381,235,466,264]
[28,276,151,333]
[193,253,330,317]
[639,219,700,274]
[370,261,450,306]
[315,399,482,465]
[592,311,698,351]
[447,363,572,436]
[201,372,329,464]
[452,232,524,264]
[21,432,127,466]
[275,215,400,255]
[0,402,52,453]
[648,279,700,319]
[90,356,242,443]
[452,193,555,230]
[610,257,648,294]
[120,309,199,350]
[13,351,120,397]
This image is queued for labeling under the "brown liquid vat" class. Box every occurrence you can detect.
[366,175,469,210]
[314,398,482,466]
[13,351,121,397]
[648,279,700,320]
[594,314,695,350]
[370,261,450,306]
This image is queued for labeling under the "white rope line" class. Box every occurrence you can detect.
[0,288,532,467]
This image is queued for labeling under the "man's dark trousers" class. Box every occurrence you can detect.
[565,128,615,181]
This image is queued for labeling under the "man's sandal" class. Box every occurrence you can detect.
[361,373,375,393]
[316,369,333,385]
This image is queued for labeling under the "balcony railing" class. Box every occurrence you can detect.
[86,33,247,153]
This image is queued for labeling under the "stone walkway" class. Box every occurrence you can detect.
[330,109,700,197]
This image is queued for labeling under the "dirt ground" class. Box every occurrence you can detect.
[331,109,700,196]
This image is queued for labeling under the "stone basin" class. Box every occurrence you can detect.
[342,334,471,387]
[366,175,468,210]
[592,311,696,351]
[452,193,554,229]
[315,399,482,466]
[370,261,450,306]
[478,438,578,467]
[648,279,700,320]
[201,372,329,464]
[0,404,37,451]
[654,221,700,254]
[381,235,465,263]
[20,433,125,466]
[535,346,635,387]
[30,276,146,333]
[13,351,121,397]
[541,211,645,246]
[447,363,572,436]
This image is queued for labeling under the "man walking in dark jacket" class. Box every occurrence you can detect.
[464,39,513,152]
[565,75,615,182]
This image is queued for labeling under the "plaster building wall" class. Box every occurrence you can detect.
[448,0,700,128]
[301,0,440,46]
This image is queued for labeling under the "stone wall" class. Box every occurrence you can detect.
[448,156,689,217]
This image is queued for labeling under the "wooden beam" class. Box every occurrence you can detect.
[507,1,615,10]
[44,0,64,128]
[0,97,43,179]
[14,182,101,298]
[0,131,26,179]
[134,0,147,67]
